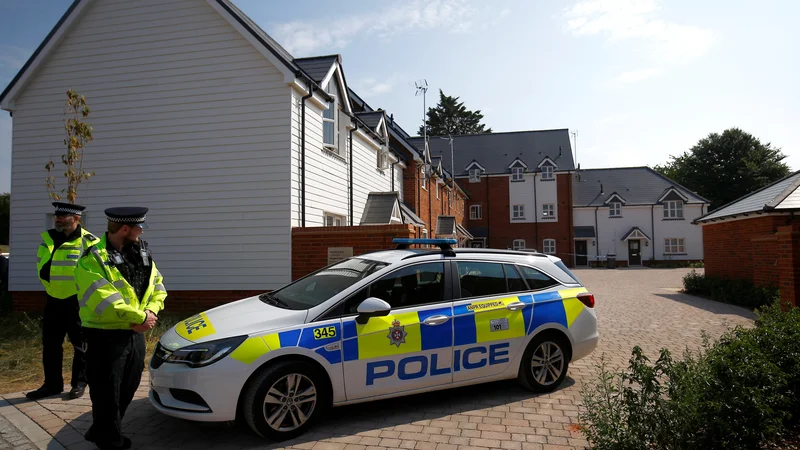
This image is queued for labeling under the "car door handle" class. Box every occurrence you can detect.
[506,302,526,312]
[422,315,450,326]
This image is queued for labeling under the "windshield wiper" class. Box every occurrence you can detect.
[259,293,290,309]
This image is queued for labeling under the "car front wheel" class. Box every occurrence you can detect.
[517,333,570,393]
[243,360,330,441]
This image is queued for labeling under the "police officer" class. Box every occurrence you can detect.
[26,202,100,401]
[75,207,166,450]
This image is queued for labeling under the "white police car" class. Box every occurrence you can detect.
[148,239,598,441]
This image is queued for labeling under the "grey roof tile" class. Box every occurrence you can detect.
[573,167,707,207]
[697,171,800,222]
[360,193,399,225]
[294,55,338,83]
[406,129,575,176]
[574,226,595,238]
[355,111,383,132]
[436,216,457,236]
[399,202,425,227]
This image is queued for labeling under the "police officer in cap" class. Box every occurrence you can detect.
[75,207,167,450]
[27,202,100,400]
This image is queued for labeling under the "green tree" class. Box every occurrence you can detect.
[654,128,790,211]
[418,89,492,137]
[45,89,95,204]
[0,193,8,246]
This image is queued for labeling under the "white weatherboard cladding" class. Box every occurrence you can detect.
[507,173,559,223]
[289,89,399,227]
[394,164,404,201]
[572,204,705,263]
[9,0,292,291]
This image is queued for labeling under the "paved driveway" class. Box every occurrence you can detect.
[0,268,755,450]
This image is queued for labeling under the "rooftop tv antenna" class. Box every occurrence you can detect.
[571,129,579,168]
[415,79,431,171]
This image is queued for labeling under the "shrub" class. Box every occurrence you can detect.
[579,300,800,449]
[682,270,779,309]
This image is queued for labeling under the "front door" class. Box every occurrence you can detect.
[628,240,641,265]
[575,241,588,266]
[341,261,454,400]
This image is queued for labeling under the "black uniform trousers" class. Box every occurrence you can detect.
[83,327,145,448]
[42,295,87,389]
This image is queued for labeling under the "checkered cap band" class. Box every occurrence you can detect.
[55,206,82,215]
[106,215,146,223]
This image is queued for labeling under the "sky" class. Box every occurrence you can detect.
[1,0,798,193]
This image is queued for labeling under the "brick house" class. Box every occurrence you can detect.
[408,130,576,265]
[572,167,710,267]
[694,171,800,306]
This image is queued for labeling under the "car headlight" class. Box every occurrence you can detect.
[165,335,247,368]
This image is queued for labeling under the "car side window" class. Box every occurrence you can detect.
[504,264,528,293]
[518,265,559,290]
[369,262,445,310]
[456,261,507,298]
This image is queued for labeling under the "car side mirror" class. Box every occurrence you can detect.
[355,297,391,324]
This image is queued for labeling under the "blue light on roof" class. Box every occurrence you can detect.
[392,238,457,245]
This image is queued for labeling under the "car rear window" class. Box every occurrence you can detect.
[554,260,581,284]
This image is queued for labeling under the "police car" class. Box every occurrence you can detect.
[148,239,599,441]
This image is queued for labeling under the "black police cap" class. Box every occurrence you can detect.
[105,207,149,229]
[52,202,86,216]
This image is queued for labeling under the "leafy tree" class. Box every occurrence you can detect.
[45,89,95,204]
[418,89,492,137]
[0,193,8,246]
[654,128,790,211]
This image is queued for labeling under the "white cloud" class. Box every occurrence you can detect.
[0,45,30,71]
[615,67,660,83]
[273,0,476,55]
[564,0,719,79]
[353,77,395,97]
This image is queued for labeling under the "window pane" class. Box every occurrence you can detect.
[341,287,369,316]
[505,264,527,293]
[368,262,444,309]
[519,266,559,290]
[323,121,335,145]
[457,262,507,298]
[323,102,335,119]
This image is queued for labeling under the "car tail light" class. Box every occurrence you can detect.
[577,292,595,308]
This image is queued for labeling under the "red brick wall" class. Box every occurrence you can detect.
[401,159,466,236]
[292,224,418,280]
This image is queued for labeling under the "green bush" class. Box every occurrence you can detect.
[682,270,779,309]
[579,300,800,449]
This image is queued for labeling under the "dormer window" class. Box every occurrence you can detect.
[511,167,524,181]
[469,168,481,183]
[663,200,683,218]
[541,166,554,180]
[322,99,336,150]
[609,202,621,217]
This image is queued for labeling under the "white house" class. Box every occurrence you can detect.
[572,167,710,266]
[0,0,410,295]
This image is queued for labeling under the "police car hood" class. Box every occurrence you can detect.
[161,295,308,349]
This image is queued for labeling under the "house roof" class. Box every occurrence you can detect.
[573,167,708,207]
[456,224,474,240]
[574,226,596,238]
[406,129,576,177]
[621,226,651,241]
[360,193,400,225]
[695,171,800,223]
[399,202,425,227]
[355,111,384,133]
[293,55,339,83]
[436,216,457,236]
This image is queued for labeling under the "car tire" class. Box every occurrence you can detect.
[243,360,330,441]
[517,332,570,393]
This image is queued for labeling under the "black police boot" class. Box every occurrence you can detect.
[68,383,86,399]
[25,384,63,400]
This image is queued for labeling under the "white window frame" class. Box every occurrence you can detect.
[322,99,337,152]
[541,166,554,180]
[609,202,621,217]
[469,168,481,183]
[511,167,524,181]
[512,204,525,219]
[663,200,684,219]
[421,167,427,190]
[324,212,346,227]
[436,181,439,199]
[542,203,555,217]
[470,204,482,220]
[513,239,526,250]
[664,238,686,254]
[543,238,556,254]
[422,229,428,239]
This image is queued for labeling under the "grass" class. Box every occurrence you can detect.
[0,312,183,394]
[0,244,8,253]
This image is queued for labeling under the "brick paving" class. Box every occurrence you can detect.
[0,268,755,450]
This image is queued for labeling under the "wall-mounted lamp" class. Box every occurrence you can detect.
[591,240,596,246]
[645,241,649,247]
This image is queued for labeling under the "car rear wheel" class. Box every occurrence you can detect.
[243,360,330,441]
[517,332,570,393]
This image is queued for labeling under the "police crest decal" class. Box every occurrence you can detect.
[387,319,407,347]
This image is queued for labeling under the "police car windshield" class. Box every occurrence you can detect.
[267,258,389,310]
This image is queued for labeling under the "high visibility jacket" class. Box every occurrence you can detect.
[75,234,166,330]
[37,228,101,299]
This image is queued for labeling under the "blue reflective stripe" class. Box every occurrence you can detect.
[518,294,534,304]
[533,291,562,302]
[522,303,534,334]
[453,304,472,316]
[298,323,341,349]
[315,347,342,365]
[419,307,453,351]
[278,329,301,347]
[343,338,358,362]
[528,300,567,333]
[454,315,477,346]
[343,320,357,339]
